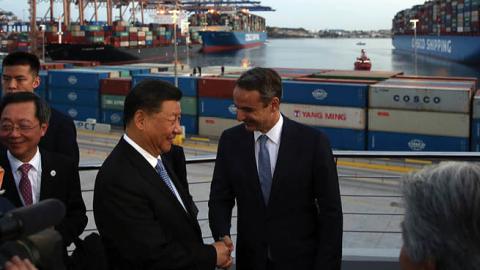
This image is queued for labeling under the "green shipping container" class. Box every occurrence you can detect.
[180,96,197,116]
[101,95,126,110]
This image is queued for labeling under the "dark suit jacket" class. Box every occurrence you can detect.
[40,108,79,165]
[0,149,87,247]
[93,138,216,270]
[209,116,343,270]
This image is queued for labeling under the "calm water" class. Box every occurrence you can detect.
[188,38,480,80]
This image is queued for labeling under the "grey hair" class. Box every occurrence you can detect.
[401,161,480,270]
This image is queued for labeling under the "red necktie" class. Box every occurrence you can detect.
[18,163,33,206]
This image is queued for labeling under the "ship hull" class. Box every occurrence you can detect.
[392,34,480,64]
[46,43,201,64]
[199,31,267,53]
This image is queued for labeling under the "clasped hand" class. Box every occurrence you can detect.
[213,235,234,269]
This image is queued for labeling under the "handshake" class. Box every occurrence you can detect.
[212,235,234,269]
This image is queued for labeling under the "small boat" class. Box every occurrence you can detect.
[354,49,372,70]
[356,41,366,46]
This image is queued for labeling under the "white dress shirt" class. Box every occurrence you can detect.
[7,148,42,206]
[123,134,187,211]
[254,114,284,177]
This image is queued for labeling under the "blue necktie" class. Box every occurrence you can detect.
[258,135,272,205]
[156,159,176,195]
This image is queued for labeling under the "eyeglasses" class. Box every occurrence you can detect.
[0,123,39,133]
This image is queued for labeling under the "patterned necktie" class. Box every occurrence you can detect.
[155,159,176,195]
[18,163,33,206]
[258,135,272,205]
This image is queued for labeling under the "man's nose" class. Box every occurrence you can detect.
[6,79,17,90]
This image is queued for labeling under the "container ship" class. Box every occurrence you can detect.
[184,1,273,53]
[392,0,480,64]
[0,1,203,64]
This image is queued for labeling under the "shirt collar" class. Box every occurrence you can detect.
[7,147,41,172]
[123,134,161,168]
[254,114,283,144]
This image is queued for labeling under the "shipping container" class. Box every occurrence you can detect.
[102,109,123,126]
[281,103,366,130]
[48,69,115,89]
[48,87,100,106]
[181,96,197,116]
[369,81,472,113]
[198,77,236,98]
[132,74,197,97]
[199,98,236,119]
[315,126,366,150]
[368,108,469,138]
[51,103,100,121]
[282,81,368,108]
[100,78,132,95]
[198,116,239,137]
[368,131,469,151]
[181,114,198,134]
[101,95,125,110]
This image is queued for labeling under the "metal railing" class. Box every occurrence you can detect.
[77,151,480,269]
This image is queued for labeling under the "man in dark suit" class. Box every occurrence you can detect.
[0,92,87,256]
[2,52,79,164]
[93,80,232,270]
[209,67,343,270]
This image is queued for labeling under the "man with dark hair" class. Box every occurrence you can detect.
[1,51,79,164]
[0,92,87,262]
[93,80,232,270]
[209,67,343,270]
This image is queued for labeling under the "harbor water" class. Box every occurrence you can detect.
[188,38,480,81]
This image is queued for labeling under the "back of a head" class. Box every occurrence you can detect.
[401,161,480,270]
[2,52,40,76]
[123,79,182,128]
[235,67,282,104]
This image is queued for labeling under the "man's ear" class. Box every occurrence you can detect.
[40,122,48,137]
[133,110,146,130]
[32,75,41,90]
[270,97,280,112]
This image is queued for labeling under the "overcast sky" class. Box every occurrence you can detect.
[2,0,426,31]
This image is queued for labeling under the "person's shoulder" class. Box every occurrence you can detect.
[40,148,75,166]
[50,108,74,125]
[221,123,247,138]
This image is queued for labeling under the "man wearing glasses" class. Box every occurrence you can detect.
[1,52,79,164]
[0,92,87,267]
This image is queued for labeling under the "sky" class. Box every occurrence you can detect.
[1,0,427,31]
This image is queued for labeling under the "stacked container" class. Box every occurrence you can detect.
[100,78,132,126]
[280,81,368,150]
[197,77,239,137]
[368,78,475,151]
[132,74,199,134]
[47,69,118,121]
[471,90,480,151]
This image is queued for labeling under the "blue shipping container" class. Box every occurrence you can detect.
[51,103,100,121]
[368,131,469,152]
[102,109,123,126]
[282,81,368,108]
[48,87,100,107]
[95,66,151,76]
[199,98,237,119]
[132,74,197,97]
[48,69,110,90]
[181,114,198,135]
[315,126,365,150]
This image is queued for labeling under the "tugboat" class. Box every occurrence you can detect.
[354,49,372,70]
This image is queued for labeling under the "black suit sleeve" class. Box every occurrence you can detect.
[55,159,87,246]
[312,133,343,270]
[208,133,236,240]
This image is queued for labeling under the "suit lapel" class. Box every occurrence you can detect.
[39,150,55,200]
[120,139,194,222]
[0,151,23,207]
[269,117,296,208]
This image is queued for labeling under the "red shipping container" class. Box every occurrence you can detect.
[198,77,237,98]
[120,36,129,42]
[137,36,146,41]
[129,32,138,39]
[100,78,132,95]
[86,31,105,37]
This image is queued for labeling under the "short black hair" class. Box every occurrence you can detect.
[2,52,41,77]
[235,67,282,105]
[123,79,182,128]
[0,92,51,124]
